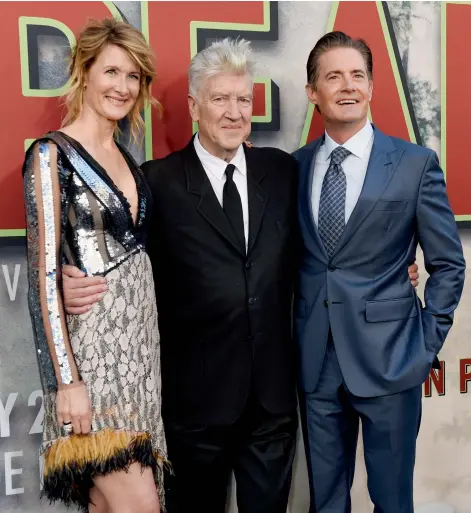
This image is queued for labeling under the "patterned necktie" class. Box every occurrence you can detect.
[223,164,245,250]
[318,146,351,256]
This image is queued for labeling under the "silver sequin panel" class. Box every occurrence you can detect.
[68,174,143,276]
[24,151,59,391]
[38,141,73,385]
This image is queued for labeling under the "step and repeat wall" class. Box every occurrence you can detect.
[0,2,470,512]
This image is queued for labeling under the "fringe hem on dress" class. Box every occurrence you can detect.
[40,429,170,513]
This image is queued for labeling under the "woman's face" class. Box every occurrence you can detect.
[83,44,141,122]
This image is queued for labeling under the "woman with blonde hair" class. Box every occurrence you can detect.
[22,18,167,513]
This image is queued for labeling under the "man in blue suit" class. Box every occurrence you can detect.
[293,32,466,513]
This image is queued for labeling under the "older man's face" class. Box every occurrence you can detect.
[189,72,253,160]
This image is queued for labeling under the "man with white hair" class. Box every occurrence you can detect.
[62,38,299,513]
[141,38,299,513]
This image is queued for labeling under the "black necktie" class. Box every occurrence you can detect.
[223,164,245,250]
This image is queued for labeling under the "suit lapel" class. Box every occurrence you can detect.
[244,146,268,255]
[332,128,402,258]
[298,138,329,261]
[183,140,245,257]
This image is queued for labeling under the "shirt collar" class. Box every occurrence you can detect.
[324,120,374,160]
[194,133,246,180]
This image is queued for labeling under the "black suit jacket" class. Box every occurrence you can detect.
[142,139,298,425]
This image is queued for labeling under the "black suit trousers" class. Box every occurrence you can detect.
[164,392,297,513]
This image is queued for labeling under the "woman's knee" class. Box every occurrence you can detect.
[109,495,159,513]
[94,464,160,513]
[131,495,160,513]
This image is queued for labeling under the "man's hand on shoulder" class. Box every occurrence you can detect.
[61,265,107,315]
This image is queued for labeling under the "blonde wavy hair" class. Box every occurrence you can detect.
[62,18,158,143]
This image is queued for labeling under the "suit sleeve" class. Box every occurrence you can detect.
[416,150,466,356]
[140,160,169,336]
[23,140,80,387]
[288,155,302,287]
[140,160,160,277]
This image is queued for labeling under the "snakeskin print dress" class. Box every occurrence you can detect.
[22,131,168,511]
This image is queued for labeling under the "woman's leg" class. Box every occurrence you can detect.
[92,463,160,513]
[89,486,109,513]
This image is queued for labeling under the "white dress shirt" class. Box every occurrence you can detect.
[311,120,374,226]
[194,133,249,249]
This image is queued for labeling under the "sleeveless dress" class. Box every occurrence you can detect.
[22,131,168,511]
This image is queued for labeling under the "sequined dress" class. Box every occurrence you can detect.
[22,131,168,511]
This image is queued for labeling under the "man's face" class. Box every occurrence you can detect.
[306,47,373,129]
[188,72,253,160]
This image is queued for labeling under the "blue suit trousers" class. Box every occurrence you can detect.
[300,335,422,513]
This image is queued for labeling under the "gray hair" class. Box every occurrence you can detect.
[188,38,256,97]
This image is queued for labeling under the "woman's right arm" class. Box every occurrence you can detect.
[24,140,92,435]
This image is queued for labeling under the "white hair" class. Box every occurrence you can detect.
[188,38,256,97]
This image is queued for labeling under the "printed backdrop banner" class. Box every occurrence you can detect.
[0,2,470,512]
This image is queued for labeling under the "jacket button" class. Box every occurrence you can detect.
[245,261,252,269]
[324,299,329,307]
[328,265,336,272]
[248,297,255,305]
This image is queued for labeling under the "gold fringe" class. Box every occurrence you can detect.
[40,428,170,512]
[43,429,160,475]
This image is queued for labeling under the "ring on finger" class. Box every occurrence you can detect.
[61,421,73,436]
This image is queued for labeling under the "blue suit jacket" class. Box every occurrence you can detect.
[292,127,466,397]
